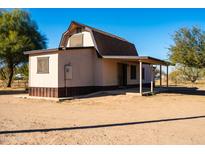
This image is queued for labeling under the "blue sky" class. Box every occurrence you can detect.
[23,8,205,60]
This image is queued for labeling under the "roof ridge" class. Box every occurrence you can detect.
[72,21,129,42]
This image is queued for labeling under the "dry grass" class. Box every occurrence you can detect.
[156,79,205,89]
[0,80,28,89]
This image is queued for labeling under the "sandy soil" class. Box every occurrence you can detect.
[0,88,205,144]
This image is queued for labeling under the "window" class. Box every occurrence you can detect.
[37,57,49,74]
[69,34,83,47]
[130,65,136,79]
[76,27,82,33]
[142,67,145,80]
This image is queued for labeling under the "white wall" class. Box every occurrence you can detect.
[66,31,94,47]
[29,53,58,88]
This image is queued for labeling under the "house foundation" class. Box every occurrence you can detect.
[29,83,152,98]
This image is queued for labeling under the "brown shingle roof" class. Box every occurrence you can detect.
[92,30,137,56]
[59,21,138,56]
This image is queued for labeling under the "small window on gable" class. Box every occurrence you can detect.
[76,27,82,33]
[69,34,83,47]
[130,65,136,80]
[37,57,49,74]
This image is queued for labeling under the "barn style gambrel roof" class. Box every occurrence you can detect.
[59,21,138,56]
[24,21,169,66]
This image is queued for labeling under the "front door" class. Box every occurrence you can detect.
[118,63,127,87]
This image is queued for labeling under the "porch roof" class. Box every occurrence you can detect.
[102,55,170,65]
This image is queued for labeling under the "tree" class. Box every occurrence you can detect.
[169,26,205,83]
[0,9,46,87]
[169,69,183,85]
[177,65,205,83]
[15,63,29,80]
[169,65,205,85]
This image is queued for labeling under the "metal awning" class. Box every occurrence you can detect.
[102,55,170,65]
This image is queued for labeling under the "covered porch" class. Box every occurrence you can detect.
[102,55,170,96]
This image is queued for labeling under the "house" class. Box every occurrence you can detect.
[24,21,169,98]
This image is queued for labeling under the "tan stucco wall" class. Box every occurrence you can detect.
[58,52,152,87]
[127,63,152,84]
[142,64,152,83]
[101,59,118,86]
[127,62,139,85]
[58,48,102,87]
[101,60,152,86]
[93,53,104,86]
[29,53,58,88]
[66,31,94,47]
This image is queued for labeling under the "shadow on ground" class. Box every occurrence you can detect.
[78,86,205,99]
[161,86,205,96]
[0,89,27,95]
[0,115,205,135]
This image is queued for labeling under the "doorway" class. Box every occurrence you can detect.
[118,63,127,87]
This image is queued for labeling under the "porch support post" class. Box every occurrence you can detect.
[139,61,142,95]
[150,65,154,93]
[166,65,169,87]
[159,65,162,87]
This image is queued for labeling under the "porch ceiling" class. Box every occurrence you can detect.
[102,55,170,65]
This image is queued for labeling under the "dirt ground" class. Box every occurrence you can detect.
[0,87,205,145]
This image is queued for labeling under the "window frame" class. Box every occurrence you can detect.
[37,57,49,74]
[130,65,137,80]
